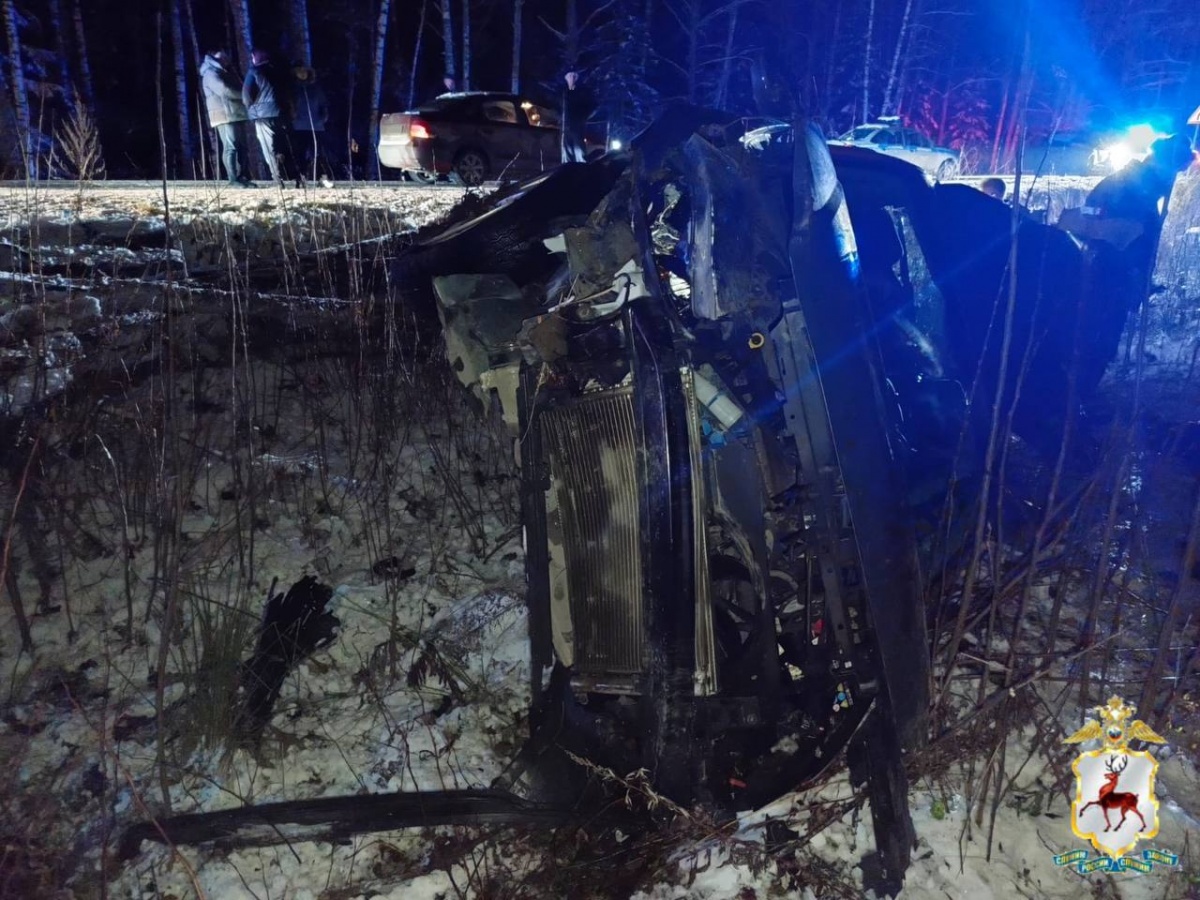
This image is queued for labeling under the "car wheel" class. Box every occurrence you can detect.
[935,159,957,182]
[453,149,489,186]
[411,170,437,185]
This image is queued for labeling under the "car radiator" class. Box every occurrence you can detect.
[539,376,718,695]
[540,386,646,680]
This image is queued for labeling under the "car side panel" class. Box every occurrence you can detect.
[378,95,575,180]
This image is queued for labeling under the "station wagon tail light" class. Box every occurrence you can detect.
[409,119,433,140]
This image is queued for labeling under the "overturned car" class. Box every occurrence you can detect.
[398,109,1177,880]
[123,109,1179,893]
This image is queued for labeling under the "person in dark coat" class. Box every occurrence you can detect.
[199,51,254,188]
[291,66,336,186]
[243,49,299,187]
[560,70,596,164]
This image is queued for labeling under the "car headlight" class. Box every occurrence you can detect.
[1101,142,1135,172]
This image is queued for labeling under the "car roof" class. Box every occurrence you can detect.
[412,91,555,114]
[433,91,521,102]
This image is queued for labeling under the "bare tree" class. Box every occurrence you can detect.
[410,0,428,108]
[822,0,842,119]
[543,0,619,72]
[640,0,653,70]
[170,0,195,170]
[661,0,745,104]
[713,2,739,108]
[2,0,31,170]
[565,0,579,67]
[441,0,457,86]
[461,0,471,90]
[511,0,524,93]
[369,0,393,178]
[228,0,253,73]
[177,0,205,173]
[71,0,95,113]
[46,0,73,109]
[287,0,312,68]
[881,0,915,115]
[861,0,875,123]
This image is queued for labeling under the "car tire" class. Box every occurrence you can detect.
[935,159,957,182]
[453,148,489,186]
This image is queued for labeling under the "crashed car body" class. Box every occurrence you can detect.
[396,108,1175,889]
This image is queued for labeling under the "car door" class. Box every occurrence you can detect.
[869,127,903,160]
[477,99,524,177]
[520,101,562,171]
[902,129,936,173]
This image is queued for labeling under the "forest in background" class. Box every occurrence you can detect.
[0,0,1198,179]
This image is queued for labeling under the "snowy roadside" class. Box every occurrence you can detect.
[0,180,468,230]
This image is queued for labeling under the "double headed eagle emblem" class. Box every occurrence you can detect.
[1065,696,1167,751]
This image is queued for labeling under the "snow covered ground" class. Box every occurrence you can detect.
[1,180,1199,900]
[0,180,468,228]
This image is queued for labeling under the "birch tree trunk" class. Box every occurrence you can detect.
[861,0,875,124]
[2,0,31,170]
[511,0,523,93]
[369,0,393,178]
[409,0,428,108]
[461,0,471,90]
[71,0,95,112]
[288,0,312,68]
[881,0,914,115]
[714,3,739,108]
[441,0,457,86]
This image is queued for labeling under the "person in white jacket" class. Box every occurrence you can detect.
[199,51,255,187]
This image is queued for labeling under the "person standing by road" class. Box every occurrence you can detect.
[560,70,595,164]
[243,49,300,188]
[199,51,255,188]
[291,66,336,187]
